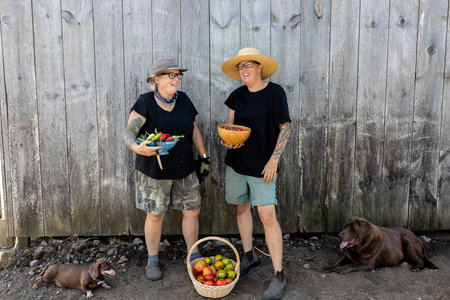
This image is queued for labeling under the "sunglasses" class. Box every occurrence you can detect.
[158,72,183,79]
[236,61,260,71]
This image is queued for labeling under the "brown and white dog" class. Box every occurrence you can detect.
[32,257,118,298]
[323,217,438,274]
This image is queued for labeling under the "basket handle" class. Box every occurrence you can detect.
[187,236,240,270]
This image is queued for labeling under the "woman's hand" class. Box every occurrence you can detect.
[220,140,244,149]
[135,141,162,156]
[261,157,278,183]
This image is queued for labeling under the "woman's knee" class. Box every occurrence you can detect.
[236,203,251,216]
[182,209,200,218]
[257,206,277,227]
[146,213,164,223]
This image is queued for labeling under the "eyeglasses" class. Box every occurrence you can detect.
[236,61,259,71]
[158,72,183,79]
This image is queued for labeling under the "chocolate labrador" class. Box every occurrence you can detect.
[32,257,118,298]
[323,217,438,274]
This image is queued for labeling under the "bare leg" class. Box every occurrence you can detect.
[236,203,253,252]
[257,205,283,271]
[182,209,200,252]
[145,213,164,255]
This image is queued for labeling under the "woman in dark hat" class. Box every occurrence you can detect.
[221,48,291,300]
[123,58,209,281]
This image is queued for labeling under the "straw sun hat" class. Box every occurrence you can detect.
[146,58,188,83]
[221,47,278,81]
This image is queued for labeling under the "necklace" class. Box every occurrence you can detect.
[155,89,177,104]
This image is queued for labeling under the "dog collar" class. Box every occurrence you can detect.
[88,269,105,285]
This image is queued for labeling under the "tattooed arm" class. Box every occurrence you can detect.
[261,122,291,183]
[192,121,207,156]
[123,110,161,156]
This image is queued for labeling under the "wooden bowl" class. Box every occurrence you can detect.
[217,124,251,145]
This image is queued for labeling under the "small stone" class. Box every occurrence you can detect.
[308,245,316,252]
[28,270,35,276]
[283,234,290,240]
[401,262,409,267]
[34,246,44,254]
[73,260,79,264]
[133,238,144,245]
[161,239,171,247]
[231,238,239,244]
[30,260,40,267]
[40,241,48,247]
[310,236,319,240]
[92,240,101,246]
[303,263,310,269]
[117,256,128,264]
[420,235,431,243]
[214,238,231,247]
[138,245,146,251]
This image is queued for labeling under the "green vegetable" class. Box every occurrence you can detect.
[172,135,184,141]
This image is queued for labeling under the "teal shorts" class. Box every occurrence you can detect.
[225,166,277,207]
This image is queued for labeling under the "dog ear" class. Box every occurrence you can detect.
[96,257,108,264]
[358,219,372,238]
[90,261,101,279]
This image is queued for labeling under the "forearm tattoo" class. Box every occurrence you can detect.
[124,117,143,149]
[272,123,291,160]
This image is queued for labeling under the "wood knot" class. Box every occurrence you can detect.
[427,46,434,55]
[399,17,406,26]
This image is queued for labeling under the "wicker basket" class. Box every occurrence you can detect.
[217,124,251,145]
[187,236,240,298]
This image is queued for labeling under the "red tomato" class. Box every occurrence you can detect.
[204,275,215,281]
[225,278,233,284]
[216,279,227,286]
[203,280,214,286]
[202,267,213,277]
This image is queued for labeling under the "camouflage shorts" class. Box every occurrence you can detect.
[135,171,201,215]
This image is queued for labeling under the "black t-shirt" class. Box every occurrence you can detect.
[131,91,198,179]
[224,82,291,177]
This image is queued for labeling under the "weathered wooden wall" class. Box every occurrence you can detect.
[0,0,449,240]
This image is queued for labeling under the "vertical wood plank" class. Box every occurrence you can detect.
[152,0,180,61]
[240,0,270,234]
[123,0,153,235]
[0,0,43,237]
[181,0,211,235]
[327,0,360,232]
[240,0,270,52]
[382,0,419,227]
[150,0,183,235]
[61,0,100,235]
[437,1,450,230]
[353,0,389,224]
[210,0,240,234]
[270,0,301,233]
[0,10,13,242]
[93,0,128,235]
[298,0,331,232]
[409,0,447,231]
[32,0,71,236]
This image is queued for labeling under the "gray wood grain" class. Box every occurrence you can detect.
[353,0,389,225]
[1,0,43,236]
[327,0,359,232]
[437,1,450,230]
[409,0,447,231]
[181,0,211,235]
[152,0,180,62]
[298,0,330,233]
[382,0,419,227]
[61,0,100,235]
[209,0,241,234]
[122,0,153,236]
[32,0,71,236]
[93,0,128,236]
[270,0,301,234]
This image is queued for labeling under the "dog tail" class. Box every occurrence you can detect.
[424,256,438,270]
[32,264,53,289]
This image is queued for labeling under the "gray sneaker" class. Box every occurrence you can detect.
[146,261,163,281]
[240,250,261,276]
[263,274,286,300]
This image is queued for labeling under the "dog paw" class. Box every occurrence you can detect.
[86,291,94,298]
[101,283,111,289]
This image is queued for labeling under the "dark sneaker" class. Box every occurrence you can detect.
[240,251,261,276]
[146,261,163,281]
[263,274,286,300]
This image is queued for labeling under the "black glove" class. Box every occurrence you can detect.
[195,155,210,183]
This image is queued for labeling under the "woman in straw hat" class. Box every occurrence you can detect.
[123,58,209,281]
[221,48,291,300]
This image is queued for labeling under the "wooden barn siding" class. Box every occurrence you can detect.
[0,0,449,239]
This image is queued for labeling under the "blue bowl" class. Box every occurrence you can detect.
[155,141,178,155]
[136,139,179,155]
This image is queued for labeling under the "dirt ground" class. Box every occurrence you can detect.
[1,233,449,300]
